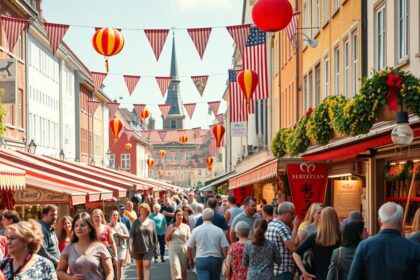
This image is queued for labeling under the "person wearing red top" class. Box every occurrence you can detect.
[55,216,73,252]
[224,221,250,280]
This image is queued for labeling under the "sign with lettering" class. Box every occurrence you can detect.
[13,187,68,204]
[286,163,329,219]
[0,59,17,103]
[231,122,247,137]
[333,180,362,220]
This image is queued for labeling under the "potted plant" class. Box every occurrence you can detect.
[286,115,310,156]
[272,128,293,158]
[306,97,337,146]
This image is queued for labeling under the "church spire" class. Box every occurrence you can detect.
[170,31,178,80]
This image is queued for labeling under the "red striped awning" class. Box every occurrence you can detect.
[0,163,25,190]
[229,158,278,190]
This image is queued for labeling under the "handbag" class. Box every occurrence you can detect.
[222,257,231,279]
[302,249,315,274]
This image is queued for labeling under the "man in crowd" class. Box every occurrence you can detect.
[38,204,60,267]
[230,197,261,242]
[348,202,420,279]
[187,208,229,280]
[262,204,274,224]
[194,198,228,240]
[118,204,131,232]
[265,202,299,280]
[190,203,204,229]
[224,196,241,228]
[161,196,175,225]
[149,203,167,263]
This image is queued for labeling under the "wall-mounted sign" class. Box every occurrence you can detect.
[14,187,69,204]
[333,180,362,220]
[0,59,17,103]
[231,122,247,137]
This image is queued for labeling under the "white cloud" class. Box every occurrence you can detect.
[176,0,235,12]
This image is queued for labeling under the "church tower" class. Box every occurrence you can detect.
[162,34,185,130]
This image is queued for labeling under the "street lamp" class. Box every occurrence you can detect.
[59,149,65,161]
[291,32,318,49]
[28,139,37,154]
[391,112,414,145]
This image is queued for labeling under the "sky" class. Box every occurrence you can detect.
[42,0,244,129]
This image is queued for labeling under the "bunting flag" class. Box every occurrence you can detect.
[125,129,134,141]
[133,104,146,117]
[243,27,269,99]
[87,100,101,114]
[208,101,221,116]
[91,71,107,92]
[177,129,186,136]
[229,70,251,122]
[123,75,141,95]
[191,75,208,96]
[216,114,224,124]
[0,16,29,52]
[157,130,167,142]
[285,12,300,46]
[43,22,70,55]
[107,102,120,118]
[144,29,169,61]
[192,127,201,139]
[184,103,197,119]
[155,77,172,97]
[187,27,212,59]
[158,104,171,119]
[226,24,251,59]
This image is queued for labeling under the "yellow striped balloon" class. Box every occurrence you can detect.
[212,124,225,148]
[109,118,123,144]
[237,69,259,113]
[92,27,124,72]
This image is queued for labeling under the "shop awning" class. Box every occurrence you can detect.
[201,171,236,192]
[303,127,420,162]
[0,162,25,190]
[229,158,278,190]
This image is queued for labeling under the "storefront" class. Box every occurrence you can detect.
[0,162,26,210]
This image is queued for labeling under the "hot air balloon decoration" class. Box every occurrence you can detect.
[124,143,132,150]
[212,124,225,148]
[140,108,151,120]
[237,69,259,113]
[179,135,188,144]
[92,27,124,72]
[159,150,166,158]
[109,118,123,144]
[206,157,214,171]
[252,0,293,32]
[146,158,154,169]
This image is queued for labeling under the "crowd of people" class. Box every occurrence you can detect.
[0,193,418,280]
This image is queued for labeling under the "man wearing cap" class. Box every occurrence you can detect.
[119,204,131,233]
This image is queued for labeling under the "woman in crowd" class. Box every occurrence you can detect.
[224,221,250,280]
[296,203,324,245]
[243,219,281,279]
[327,221,365,280]
[166,209,191,280]
[56,216,73,252]
[1,220,56,279]
[293,207,341,280]
[57,212,113,280]
[0,210,20,236]
[407,208,420,242]
[181,204,194,226]
[109,210,129,280]
[130,203,157,280]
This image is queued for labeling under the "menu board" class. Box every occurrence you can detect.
[333,180,362,220]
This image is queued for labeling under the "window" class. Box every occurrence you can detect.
[352,33,359,96]
[376,6,385,69]
[324,56,330,97]
[397,0,408,61]
[121,154,131,170]
[170,120,176,129]
[316,0,320,31]
[315,64,321,106]
[344,39,350,97]
[334,46,340,95]
[308,71,313,108]
[323,0,329,24]
[109,154,115,168]
[5,103,13,125]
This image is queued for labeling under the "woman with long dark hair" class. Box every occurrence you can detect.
[243,219,281,279]
[55,216,73,252]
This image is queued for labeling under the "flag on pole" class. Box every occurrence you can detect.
[43,22,69,55]
[285,12,300,46]
[144,29,169,61]
[123,75,141,95]
[184,103,196,119]
[226,24,251,60]
[155,77,172,97]
[91,72,107,92]
[243,27,269,100]
[0,16,29,52]
[187,27,212,59]
[158,104,171,119]
[208,101,221,116]
[191,75,208,97]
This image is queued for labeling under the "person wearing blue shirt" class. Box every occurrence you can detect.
[118,204,131,233]
[348,202,420,280]
[195,198,228,238]
[149,203,167,263]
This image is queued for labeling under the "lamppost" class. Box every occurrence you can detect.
[391,112,414,146]
[28,139,37,154]
[59,149,65,161]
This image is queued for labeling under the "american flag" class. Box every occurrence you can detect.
[187,28,212,59]
[226,24,251,60]
[243,27,269,100]
[144,29,169,61]
[91,71,107,92]
[123,75,141,96]
[43,22,69,55]
[229,70,253,122]
[0,16,29,52]
[285,12,300,46]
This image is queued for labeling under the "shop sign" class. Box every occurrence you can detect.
[286,163,328,219]
[232,184,253,205]
[14,188,68,203]
[0,59,17,103]
[333,180,362,220]
[231,122,247,137]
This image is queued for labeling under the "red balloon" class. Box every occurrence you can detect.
[252,0,293,32]
[206,157,214,171]
[212,124,225,148]
[109,118,123,144]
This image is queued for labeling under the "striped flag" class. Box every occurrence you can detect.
[158,104,171,119]
[216,114,224,124]
[157,130,167,142]
[191,75,208,96]
[144,29,169,61]
[43,22,69,55]
[155,77,172,97]
[87,100,101,114]
[133,104,146,118]
[123,75,141,96]
[243,26,269,100]
[229,70,252,122]
[187,27,212,59]
[107,102,120,118]
[91,71,107,92]
[0,16,29,52]
[285,12,300,46]
[208,101,221,116]
[184,103,196,119]
[226,24,251,59]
